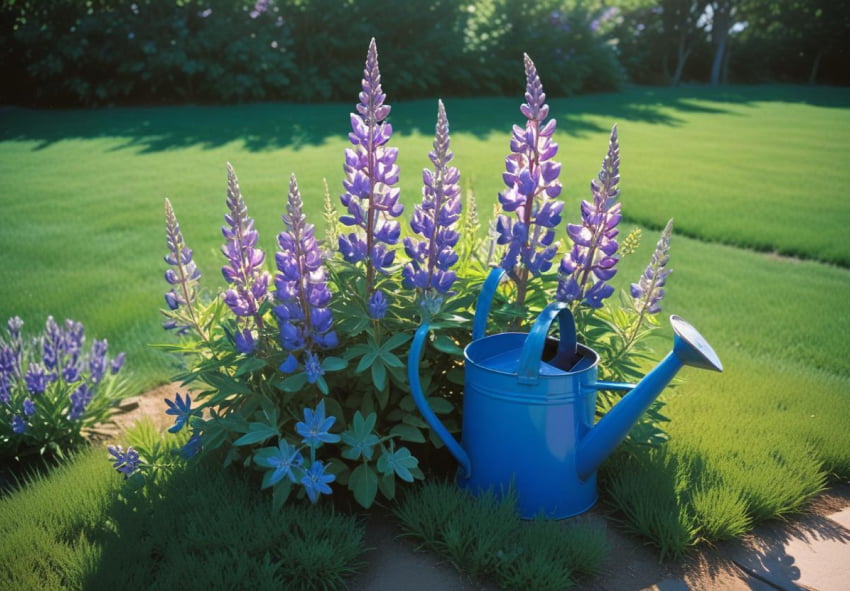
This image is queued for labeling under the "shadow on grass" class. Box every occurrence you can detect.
[2,84,847,153]
[85,459,366,590]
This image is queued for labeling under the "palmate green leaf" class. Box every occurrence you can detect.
[378,350,404,368]
[349,463,378,509]
[371,360,387,391]
[341,411,380,461]
[378,471,396,499]
[276,372,308,393]
[272,480,292,512]
[355,350,379,374]
[232,422,280,446]
[390,424,425,443]
[322,356,348,372]
[382,332,412,352]
[377,446,420,482]
[234,356,267,377]
[432,334,463,355]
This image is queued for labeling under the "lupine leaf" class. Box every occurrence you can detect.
[378,350,404,368]
[277,373,308,393]
[322,356,348,371]
[272,480,292,512]
[371,360,387,391]
[382,332,412,351]
[378,472,396,499]
[234,356,267,376]
[350,463,378,508]
[233,422,279,446]
[390,424,425,443]
[356,349,378,374]
[432,334,463,355]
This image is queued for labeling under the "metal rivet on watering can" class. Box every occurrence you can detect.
[408,267,723,519]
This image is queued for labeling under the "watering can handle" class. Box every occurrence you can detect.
[472,267,507,341]
[517,302,578,385]
[408,323,472,477]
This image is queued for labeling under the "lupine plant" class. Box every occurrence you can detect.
[118,39,685,506]
[495,54,564,311]
[1,316,128,463]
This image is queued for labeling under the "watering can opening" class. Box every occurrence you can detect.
[541,338,595,373]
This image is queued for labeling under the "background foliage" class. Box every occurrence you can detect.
[0,0,624,107]
[3,0,848,108]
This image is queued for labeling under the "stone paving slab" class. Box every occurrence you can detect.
[644,574,777,591]
[728,509,850,591]
[827,506,850,530]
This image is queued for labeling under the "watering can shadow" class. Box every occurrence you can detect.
[408,268,723,519]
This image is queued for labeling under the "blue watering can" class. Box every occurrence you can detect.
[408,268,723,519]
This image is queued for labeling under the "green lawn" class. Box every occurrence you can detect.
[2,85,849,561]
[2,85,849,389]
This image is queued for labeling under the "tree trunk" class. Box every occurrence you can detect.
[671,35,691,86]
[710,1,732,85]
[808,49,823,85]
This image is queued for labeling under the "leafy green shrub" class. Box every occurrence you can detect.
[2,0,622,106]
[3,0,296,106]
[394,480,609,590]
[0,316,129,465]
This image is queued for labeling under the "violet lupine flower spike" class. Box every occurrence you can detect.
[221,163,270,325]
[631,219,674,318]
[495,54,564,307]
[163,198,205,338]
[339,38,403,295]
[402,100,462,314]
[275,174,338,384]
[557,124,622,309]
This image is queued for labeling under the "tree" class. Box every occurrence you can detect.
[662,0,709,85]
[707,0,736,85]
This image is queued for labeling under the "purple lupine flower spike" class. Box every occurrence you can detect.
[275,174,338,382]
[557,124,622,309]
[402,100,462,308]
[631,219,674,316]
[163,198,203,335]
[221,163,270,321]
[495,54,563,303]
[367,289,388,320]
[339,38,403,292]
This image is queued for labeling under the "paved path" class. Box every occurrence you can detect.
[351,485,850,591]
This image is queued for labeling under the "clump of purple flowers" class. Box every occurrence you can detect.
[495,54,563,306]
[162,198,203,336]
[632,219,674,316]
[557,124,622,309]
[403,100,462,311]
[338,38,403,294]
[1,316,127,456]
[275,174,338,384]
[221,163,270,324]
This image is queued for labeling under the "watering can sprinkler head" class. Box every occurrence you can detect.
[671,315,723,372]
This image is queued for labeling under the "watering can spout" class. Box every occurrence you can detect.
[576,316,722,481]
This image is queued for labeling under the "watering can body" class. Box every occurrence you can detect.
[408,268,723,519]
[460,334,603,518]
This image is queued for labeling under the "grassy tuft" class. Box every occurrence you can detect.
[394,480,608,590]
[0,442,366,591]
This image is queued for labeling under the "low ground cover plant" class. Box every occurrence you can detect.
[394,480,608,590]
[0,424,366,591]
[0,316,128,465]
[109,39,680,514]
